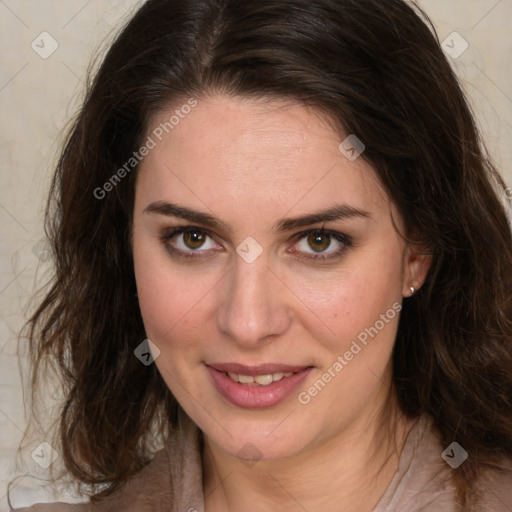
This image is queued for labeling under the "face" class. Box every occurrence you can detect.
[132,94,430,461]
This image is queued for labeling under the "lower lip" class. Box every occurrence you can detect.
[206,366,313,409]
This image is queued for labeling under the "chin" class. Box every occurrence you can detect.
[198,407,315,462]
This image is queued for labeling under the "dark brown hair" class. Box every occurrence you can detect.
[20,0,512,508]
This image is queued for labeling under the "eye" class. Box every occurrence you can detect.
[304,232,332,252]
[177,230,210,250]
[160,227,220,258]
[290,229,351,261]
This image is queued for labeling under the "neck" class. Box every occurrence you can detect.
[202,399,417,512]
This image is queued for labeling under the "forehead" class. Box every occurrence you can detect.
[137,94,390,224]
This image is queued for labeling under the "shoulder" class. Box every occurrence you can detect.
[405,417,512,511]
[473,461,512,511]
[375,416,512,511]
[10,409,203,512]
[9,446,172,512]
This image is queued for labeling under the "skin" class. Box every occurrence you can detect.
[132,93,431,511]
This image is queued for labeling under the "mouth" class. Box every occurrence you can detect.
[205,362,313,408]
[225,370,296,386]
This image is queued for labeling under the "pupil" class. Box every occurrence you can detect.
[308,233,330,252]
[185,231,205,249]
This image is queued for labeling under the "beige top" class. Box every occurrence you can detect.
[9,412,512,511]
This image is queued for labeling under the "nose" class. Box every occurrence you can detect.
[216,254,291,348]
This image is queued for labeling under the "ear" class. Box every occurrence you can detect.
[402,243,432,297]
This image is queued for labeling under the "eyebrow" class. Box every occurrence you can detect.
[276,204,371,231]
[143,200,371,233]
[144,201,232,233]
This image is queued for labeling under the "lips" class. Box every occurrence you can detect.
[206,362,313,409]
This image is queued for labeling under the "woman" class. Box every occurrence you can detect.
[9,0,512,510]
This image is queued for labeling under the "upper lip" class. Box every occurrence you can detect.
[206,362,311,376]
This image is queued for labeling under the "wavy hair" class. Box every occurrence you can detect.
[20,0,512,507]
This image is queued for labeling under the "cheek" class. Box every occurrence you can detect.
[133,238,220,358]
[136,272,203,342]
[292,257,402,413]
[295,248,402,350]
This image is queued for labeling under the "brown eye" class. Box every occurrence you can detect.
[161,227,220,259]
[183,230,207,249]
[307,232,331,252]
[290,229,351,262]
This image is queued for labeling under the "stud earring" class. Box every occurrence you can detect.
[409,286,416,296]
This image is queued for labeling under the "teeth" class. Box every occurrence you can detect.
[271,372,284,381]
[226,371,294,386]
[255,374,273,385]
[238,374,255,384]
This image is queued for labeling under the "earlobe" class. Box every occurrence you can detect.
[403,245,433,297]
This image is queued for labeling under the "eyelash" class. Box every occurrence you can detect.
[288,229,352,262]
[159,227,352,262]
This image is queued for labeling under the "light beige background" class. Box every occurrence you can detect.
[0,0,511,509]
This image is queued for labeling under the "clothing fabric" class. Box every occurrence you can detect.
[9,411,512,511]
